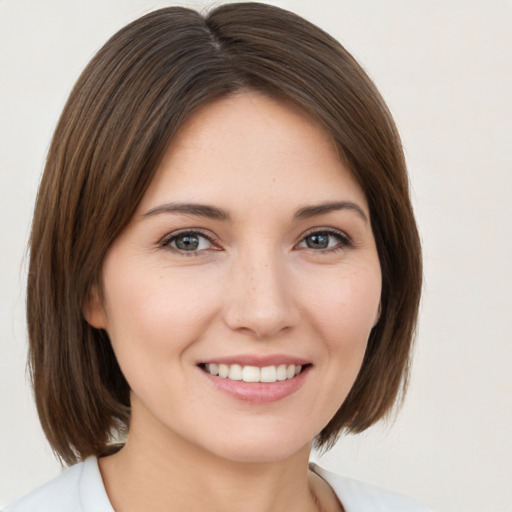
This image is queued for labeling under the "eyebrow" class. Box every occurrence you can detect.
[142,200,368,223]
[143,202,231,221]
[294,201,368,223]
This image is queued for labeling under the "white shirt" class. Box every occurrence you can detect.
[4,457,431,512]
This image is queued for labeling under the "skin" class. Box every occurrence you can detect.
[85,92,381,512]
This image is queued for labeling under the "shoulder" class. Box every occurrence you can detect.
[3,462,84,512]
[3,457,113,512]
[310,463,431,512]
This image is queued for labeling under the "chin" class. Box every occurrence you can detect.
[214,441,310,464]
[195,424,315,464]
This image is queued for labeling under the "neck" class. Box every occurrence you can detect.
[99,408,325,512]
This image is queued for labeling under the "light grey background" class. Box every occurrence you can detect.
[1,1,511,511]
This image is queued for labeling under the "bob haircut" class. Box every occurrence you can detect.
[27,2,422,465]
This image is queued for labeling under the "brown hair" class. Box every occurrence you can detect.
[27,2,422,465]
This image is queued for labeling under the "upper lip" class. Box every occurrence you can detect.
[198,354,311,367]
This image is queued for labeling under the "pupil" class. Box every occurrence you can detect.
[307,233,329,249]
[176,234,199,250]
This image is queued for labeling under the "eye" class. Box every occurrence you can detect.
[297,230,351,251]
[161,230,216,253]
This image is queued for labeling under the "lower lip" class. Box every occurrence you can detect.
[200,366,310,403]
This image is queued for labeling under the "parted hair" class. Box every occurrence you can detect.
[27,2,422,465]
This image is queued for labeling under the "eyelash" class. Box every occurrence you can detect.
[159,228,352,256]
[297,228,352,253]
[159,229,219,257]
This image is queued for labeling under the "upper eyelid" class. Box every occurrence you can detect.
[160,228,218,247]
[301,226,348,236]
[295,228,354,253]
[299,227,352,242]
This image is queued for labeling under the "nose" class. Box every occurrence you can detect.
[222,250,300,339]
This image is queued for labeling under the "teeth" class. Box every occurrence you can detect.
[228,364,242,380]
[205,363,302,382]
[242,366,260,383]
[260,365,277,383]
[208,363,219,376]
[276,364,287,381]
[218,364,229,378]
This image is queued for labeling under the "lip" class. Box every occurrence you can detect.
[199,354,311,367]
[198,357,312,403]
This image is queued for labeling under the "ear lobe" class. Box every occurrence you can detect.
[83,284,107,329]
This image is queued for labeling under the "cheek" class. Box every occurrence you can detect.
[302,264,381,349]
[289,269,380,436]
[102,260,222,360]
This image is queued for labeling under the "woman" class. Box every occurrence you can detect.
[6,3,426,511]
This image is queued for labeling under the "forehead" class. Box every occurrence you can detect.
[137,92,368,216]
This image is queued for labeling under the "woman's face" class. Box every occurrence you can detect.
[87,92,381,463]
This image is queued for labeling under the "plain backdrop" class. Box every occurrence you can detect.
[1,1,511,511]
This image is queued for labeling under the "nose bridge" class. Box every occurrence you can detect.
[223,243,298,338]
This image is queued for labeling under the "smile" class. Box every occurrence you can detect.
[198,359,311,403]
[202,363,303,383]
